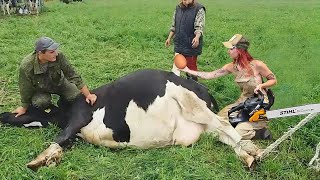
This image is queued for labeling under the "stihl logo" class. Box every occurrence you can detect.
[280,109,296,115]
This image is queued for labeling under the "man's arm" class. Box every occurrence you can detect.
[13,67,35,117]
[59,53,97,105]
[19,67,35,108]
[192,8,205,48]
[194,8,205,36]
[59,53,85,89]
[165,10,176,47]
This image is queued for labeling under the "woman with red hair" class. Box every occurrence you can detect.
[181,34,277,140]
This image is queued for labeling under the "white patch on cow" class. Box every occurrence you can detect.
[125,96,177,148]
[165,81,242,148]
[125,81,211,148]
[23,121,43,127]
[79,107,119,148]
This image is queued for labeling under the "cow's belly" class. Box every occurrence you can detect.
[79,107,121,148]
[125,96,178,148]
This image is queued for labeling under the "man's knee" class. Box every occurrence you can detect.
[32,93,52,110]
[60,82,80,102]
[252,128,273,140]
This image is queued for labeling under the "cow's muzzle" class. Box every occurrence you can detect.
[26,143,63,171]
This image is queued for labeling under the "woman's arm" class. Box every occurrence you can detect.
[254,61,277,92]
[182,64,231,80]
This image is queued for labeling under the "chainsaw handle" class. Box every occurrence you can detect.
[228,103,245,116]
[256,90,264,100]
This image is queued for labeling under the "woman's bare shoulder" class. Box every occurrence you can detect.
[251,59,268,68]
[222,62,234,72]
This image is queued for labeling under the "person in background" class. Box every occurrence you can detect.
[165,0,205,81]
[181,34,277,140]
[13,37,97,117]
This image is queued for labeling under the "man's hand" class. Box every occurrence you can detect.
[192,36,200,48]
[12,106,27,117]
[85,93,97,106]
[165,38,171,47]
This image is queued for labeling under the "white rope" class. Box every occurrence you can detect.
[256,112,319,161]
[0,80,7,106]
[308,142,320,171]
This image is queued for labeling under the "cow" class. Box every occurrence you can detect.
[0,69,260,171]
[28,0,39,15]
[61,0,82,4]
[1,0,12,15]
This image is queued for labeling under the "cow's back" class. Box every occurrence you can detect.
[97,69,214,109]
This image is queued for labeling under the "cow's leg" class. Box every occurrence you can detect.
[0,105,55,127]
[26,110,92,170]
[172,116,204,146]
[173,91,257,168]
[5,2,9,15]
[28,0,32,12]
[1,1,5,15]
[27,95,92,170]
[0,112,46,127]
[35,0,38,14]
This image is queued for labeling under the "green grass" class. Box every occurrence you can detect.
[1,0,320,179]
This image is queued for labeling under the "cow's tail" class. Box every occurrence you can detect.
[209,94,219,113]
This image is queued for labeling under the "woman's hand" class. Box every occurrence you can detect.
[179,66,190,73]
[254,84,264,94]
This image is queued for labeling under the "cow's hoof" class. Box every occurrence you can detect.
[256,149,264,156]
[246,158,257,171]
[26,159,44,171]
[245,156,256,170]
[26,143,63,171]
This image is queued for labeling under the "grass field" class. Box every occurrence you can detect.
[0,0,320,179]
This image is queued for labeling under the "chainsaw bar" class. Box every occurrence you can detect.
[266,104,320,119]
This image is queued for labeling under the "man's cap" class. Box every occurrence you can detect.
[222,34,250,50]
[35,37,60,52]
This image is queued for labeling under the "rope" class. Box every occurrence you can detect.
[256,112,319,161]
[308,142,320,171]
[0,80,7,106]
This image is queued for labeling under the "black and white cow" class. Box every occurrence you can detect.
[1,0,12,15]
[0,69,260,170]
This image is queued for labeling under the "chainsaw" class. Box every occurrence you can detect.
[228,90,320,127]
